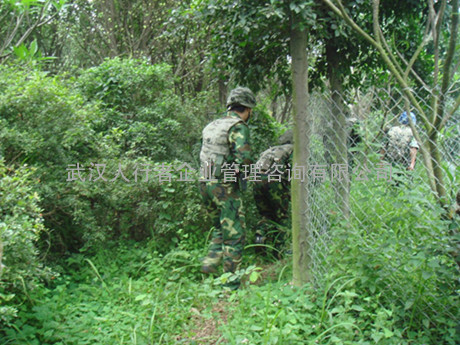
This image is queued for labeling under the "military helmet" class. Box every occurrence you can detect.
[278,129,293,145]
[226,87,256,109]
[399,111,416,125]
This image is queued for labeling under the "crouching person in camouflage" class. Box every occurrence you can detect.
[381,111,419,183]
[199,87,256,290]
[253,130,293,255]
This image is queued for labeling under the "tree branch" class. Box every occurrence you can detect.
[12,1,54,50]
[435,0,458,131]
[321,0,432,131]
[394,48,431,91]
[403,14,433,80]
[377,26,406,79]
[372,0,381,45]
[430,0,446,87]
[373,0,409,78]
[441,0,459,96]
[0,12,26,55]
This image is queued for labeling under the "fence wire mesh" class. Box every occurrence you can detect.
[301,86,459,325]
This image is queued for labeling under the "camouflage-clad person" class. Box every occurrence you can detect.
[253,130,293,250]
[199,87,256,289]
[382,111,419,171]
[346,117,362,167]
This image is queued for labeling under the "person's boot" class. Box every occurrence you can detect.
[255,234,265,245]
[200,255,219,274]
[201,264,217,274]
[222,279,241,291]
[254,233,267,255]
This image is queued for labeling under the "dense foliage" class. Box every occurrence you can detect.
[0,161,50,325]
[0,59,282,341]
[1,178,458,344]
[0,60,219,255]
[0,0,458,344]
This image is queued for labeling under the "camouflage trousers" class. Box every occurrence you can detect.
[253,175,290,244]
[253,175,290,224]
[386,161,414,187]
[199,181,246,273]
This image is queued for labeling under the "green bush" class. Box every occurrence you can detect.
[0,65,103,253]
[0,242,206,344]
[0,63,215,253]
[76,57,172,113]
[76,57,209,162]
[0,161,50,326]
[64,158,209,253]
[324,176,460,343]
[249,106,280,158]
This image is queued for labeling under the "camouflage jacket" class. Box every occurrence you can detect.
[256,144,293,174]
[384,125,419,166]
[200,112,252,180]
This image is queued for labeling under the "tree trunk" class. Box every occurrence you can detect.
[290,16,311,286]
[326,41,349,218]
[429,131,447,208]
[280,94,292,124]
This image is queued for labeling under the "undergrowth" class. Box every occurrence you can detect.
[1,231,458,345]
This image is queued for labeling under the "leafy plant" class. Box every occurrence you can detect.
[0,160,51,326]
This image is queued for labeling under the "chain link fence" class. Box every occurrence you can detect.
[300,85,459,326]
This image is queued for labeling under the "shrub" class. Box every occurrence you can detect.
[76,57,209,162]
[325,176,460,343]
[0,161,50,326]
[0,63,212,253]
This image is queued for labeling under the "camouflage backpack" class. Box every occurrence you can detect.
[385,126,413,165]
[200,116,244,177]
[256,144,293,173]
